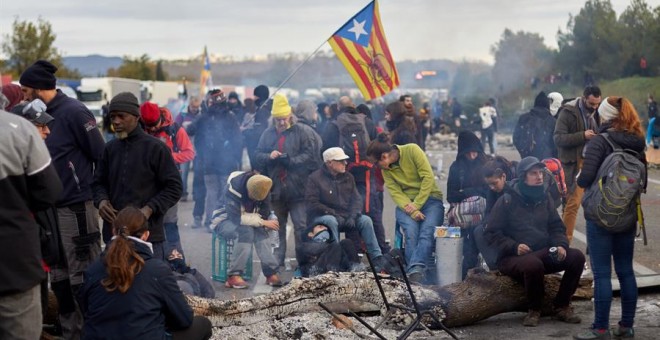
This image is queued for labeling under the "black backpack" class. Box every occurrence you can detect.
[513,113,550,159]
[34,207,64,267]
[334,113,373,173]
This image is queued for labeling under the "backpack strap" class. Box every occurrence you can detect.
[601,132,641,158]
[167,123,181,153]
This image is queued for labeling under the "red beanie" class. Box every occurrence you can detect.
[140,102,161,126]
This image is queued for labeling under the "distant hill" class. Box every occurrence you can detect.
[62,55,122,76]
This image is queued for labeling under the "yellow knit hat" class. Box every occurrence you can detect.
[246,175,273,201]
[271,94,292,118]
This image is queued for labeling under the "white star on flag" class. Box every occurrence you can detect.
[347,19,368,41]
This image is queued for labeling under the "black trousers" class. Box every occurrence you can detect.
[170,315,213,340]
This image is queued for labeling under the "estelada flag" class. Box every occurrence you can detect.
[328,0,399,100]
[200,46,213,96]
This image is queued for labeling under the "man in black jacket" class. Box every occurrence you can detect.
[20,60,106,339]
[485,157,585,328]
[304,147,384,269]
[92,92,182,261]
[0,109,62,340]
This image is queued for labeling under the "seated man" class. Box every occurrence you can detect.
[304,147,385,269]
[215,171,282,289]
[485,156,585,327]
[296,223,362,277]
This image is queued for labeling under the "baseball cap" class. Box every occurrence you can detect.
[322,147,350,163]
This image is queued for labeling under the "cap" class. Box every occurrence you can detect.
[323,147,350,163]
[22,99,54,125]
[517,156,546,177]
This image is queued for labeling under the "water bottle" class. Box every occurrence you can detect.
[268,211,279,248]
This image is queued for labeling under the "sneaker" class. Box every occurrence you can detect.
[225,275,248,289]
[192,216,202,229]
[554,305,582,324]
[266,274,283,287]
[573,328,611,339]
[612,323,634,338]
[407,266,425,284]
[523,309,541,327]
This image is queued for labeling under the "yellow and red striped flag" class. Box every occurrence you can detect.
[328,0,399,100]
[199,46,213,96]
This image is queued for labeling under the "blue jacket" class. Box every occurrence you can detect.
[78,239,193,339]
[45,90,105,207]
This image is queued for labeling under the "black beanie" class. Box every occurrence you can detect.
[254,85,269,101]
[533,91,550,109]
[19,60,58,90]
[457,130,483,155]
[108,92,140,116]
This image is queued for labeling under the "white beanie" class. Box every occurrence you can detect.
[598,97,619,122]
[547,92,563,116]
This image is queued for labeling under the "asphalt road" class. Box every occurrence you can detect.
[175,135,660,339]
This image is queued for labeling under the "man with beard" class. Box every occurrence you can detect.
[186,89,243,231]
[553,86,601,243]
[92,92,182,260]
[20,60,105,340]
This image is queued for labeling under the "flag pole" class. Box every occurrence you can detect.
[257,40,327,110]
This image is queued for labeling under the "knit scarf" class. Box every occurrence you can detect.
[518,181,546,204]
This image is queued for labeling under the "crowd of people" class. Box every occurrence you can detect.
[0,59,651,340]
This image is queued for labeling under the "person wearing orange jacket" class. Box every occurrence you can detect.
[141,102,195,257]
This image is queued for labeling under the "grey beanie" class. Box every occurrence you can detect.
[108,92,140,116]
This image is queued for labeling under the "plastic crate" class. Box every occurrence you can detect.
[211,232,252,282]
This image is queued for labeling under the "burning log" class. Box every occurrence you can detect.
[186,270,593,329]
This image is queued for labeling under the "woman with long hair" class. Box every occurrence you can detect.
[78,207,212,340]
[574,97,646,340]
[384,101,418,145]
[366,133,444,283]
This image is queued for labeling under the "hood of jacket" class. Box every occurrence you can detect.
[457,130,484,156]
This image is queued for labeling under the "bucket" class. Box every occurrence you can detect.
[435,227,463,286]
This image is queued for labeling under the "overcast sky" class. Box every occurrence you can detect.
[0,0,650,63]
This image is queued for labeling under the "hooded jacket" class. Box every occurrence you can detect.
[92,128,183,243]
[513,92,558,159]
[45,90,106,207]
[224,171,271,229]
[485,178,568,263]
[78,239,193,339]
[145,107,195,165]
[447,131,489,203]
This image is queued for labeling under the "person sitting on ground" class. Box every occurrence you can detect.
[78,207,212,340]
[366,134,445,283]
[214,171,282,289]
[296,222,362,277]
[167,249,215,298]
[485,156,586,327]
[304,147,386,271]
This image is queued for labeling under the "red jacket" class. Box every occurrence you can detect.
[147,108,195,165]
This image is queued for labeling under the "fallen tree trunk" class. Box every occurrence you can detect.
[186,269,593,329]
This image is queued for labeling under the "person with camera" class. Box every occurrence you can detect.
[485,157,585,327]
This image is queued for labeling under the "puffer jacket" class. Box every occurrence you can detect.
[304,165,362,224]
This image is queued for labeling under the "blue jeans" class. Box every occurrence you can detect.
[395,198,444,272]
[313,215,382,259]
[180,161,191,195]
[586,220,637,329]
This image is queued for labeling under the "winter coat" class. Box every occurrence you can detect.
[305,165,363,224]
[186,106,242,176]
[255,124,319,202]
[485,179,568,264]
[553,98,593,190]
[0,111,62,296]
[447,131,488,203]
[92,128,182,243]
[145,107,195,165]
[513,107,557,159]
[224,171,271,230]
[45,90,106,207]
[577,124,647,190]
[78,239,193,340]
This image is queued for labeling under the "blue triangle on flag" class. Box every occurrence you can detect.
[334,1,374,47]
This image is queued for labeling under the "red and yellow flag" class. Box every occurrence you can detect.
[328,0,399,100]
